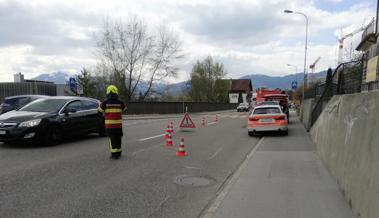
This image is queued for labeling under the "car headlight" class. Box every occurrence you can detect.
[19,119,42,128]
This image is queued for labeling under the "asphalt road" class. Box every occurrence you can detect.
[0,111,261,218]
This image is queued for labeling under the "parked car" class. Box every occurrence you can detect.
[0,96,105,145]
[247,105,288,136]
[237,103,250,112]
[0,95,48,114]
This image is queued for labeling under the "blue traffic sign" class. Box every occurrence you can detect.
[291,81,298,90]
[69,77,77,91]
[185,82,191,89]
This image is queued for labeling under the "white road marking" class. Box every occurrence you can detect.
[200,137,265,218]
[138,134,165,141]
[207,122,217,125]
[208,147,223,160]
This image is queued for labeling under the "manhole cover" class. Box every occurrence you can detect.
[174,175,215,187]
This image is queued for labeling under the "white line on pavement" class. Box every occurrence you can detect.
[200,137,265,218]
[207,122,217,125]
[208,147,224,160]
[138,134,165,141]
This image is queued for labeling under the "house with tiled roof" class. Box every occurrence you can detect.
[228,79,253,103]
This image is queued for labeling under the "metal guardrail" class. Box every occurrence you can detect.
[362,19,376,40]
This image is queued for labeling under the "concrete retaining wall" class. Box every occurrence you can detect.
[299,98,315,131]
[310,91,379,218]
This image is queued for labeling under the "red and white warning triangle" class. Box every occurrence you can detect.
[179,112,196,129]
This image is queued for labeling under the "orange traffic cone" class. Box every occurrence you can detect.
[176,138,187,157]
[201,117,206,127]
[214,115,219,123]
[170,122,175,134]
[164,125,170,139]
[165,133,174,147]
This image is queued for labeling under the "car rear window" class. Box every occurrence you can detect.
[19,99,67,113]
[253,107,281,114]
[4,97,30,106]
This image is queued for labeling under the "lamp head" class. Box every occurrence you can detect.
[284,10,293,13]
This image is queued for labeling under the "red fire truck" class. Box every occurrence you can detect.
[255,88,290,121]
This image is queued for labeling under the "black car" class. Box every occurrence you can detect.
[0,95,48,114]
[0,96,105,145]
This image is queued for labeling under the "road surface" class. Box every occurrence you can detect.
[0,111,261,218]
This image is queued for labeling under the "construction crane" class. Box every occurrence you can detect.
[308,57,321,84]
[337,26,365,64]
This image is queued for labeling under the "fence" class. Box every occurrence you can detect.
[361,18,377,41]
[0,82,57,102]
[126,102,238,114]
[361,80,379,92]
[305,60,363,127]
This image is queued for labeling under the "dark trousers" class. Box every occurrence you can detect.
[108,133,122,157]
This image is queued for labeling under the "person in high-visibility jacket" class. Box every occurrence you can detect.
[98,85,127,159]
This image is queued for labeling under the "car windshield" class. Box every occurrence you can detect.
[19,99,67,113]
[253,107,281,114]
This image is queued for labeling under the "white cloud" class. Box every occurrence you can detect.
[0,0,376,82]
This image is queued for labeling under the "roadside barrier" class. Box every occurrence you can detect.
[176,138,187,157]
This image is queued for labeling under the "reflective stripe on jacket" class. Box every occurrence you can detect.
[98,99,126,129]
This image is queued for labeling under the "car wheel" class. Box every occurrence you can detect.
[45,126,62,146]
[283,130,288,136]
[248,131,254,136]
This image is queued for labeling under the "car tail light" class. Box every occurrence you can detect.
[275,116,286,120]
[249,117,259,121]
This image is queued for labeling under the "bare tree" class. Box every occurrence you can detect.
[142,25,182,100]
[96,16,182,102]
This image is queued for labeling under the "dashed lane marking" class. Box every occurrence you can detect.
[138,134,165,141]
[208,147,224,160]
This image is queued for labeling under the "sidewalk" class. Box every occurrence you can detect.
[210,116,354,218]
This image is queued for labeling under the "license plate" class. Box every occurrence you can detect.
[260,118,273,123]
[0,130,6,135]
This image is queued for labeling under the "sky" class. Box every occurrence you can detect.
[0,0,376,83]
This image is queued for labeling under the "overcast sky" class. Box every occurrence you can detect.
[0,0,376,82]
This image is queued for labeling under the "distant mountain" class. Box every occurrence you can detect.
[33,71,74,84]
[240,71,327,90]
[32,70,328,95]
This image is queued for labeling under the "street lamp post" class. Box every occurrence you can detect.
[284,9,308,102]
[287,64,298,85]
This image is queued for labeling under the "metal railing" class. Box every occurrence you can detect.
[309,60,363,127]
[362,18,377,40]
[361,80,379,92]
